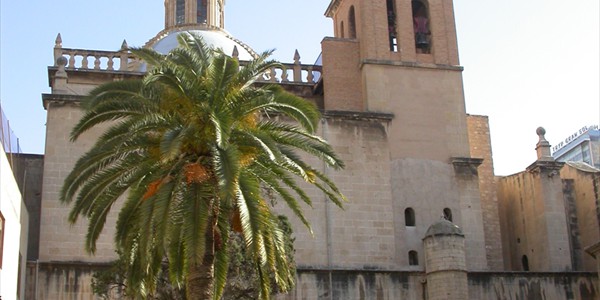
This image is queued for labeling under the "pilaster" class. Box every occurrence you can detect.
[451,157,489,271]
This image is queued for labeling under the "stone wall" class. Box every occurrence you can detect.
[467,115,504,270]
[497,166,573,272]
[561,163,600,272]
[279,270,597,300]
[275,269,426,300]
[274,115,396,269]
[468,272,598,300]
[25,261,112,300]
[321,38,363,111]
[13,153,44,261]
[25,263,599,300]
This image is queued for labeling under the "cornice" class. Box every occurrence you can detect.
[325,0,342,18]
[42,93,84,109]
[323,110,394,122]
[362,59,463,72]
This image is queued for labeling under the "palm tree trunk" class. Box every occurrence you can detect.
[186,223,216,300]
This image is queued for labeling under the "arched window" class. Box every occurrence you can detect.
[411,0,431,53]
[522,255,530,271]
[340,21,345,38]
[443,208,452,222]
[348,6,357,39]
[409,251,419,266]
[386,0,398,51]
[176,0,186,24]
[197,0,208,23]
[405,208,415,226]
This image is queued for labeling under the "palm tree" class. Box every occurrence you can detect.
[60,33,345,300]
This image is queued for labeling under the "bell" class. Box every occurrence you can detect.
[416,33,429,48]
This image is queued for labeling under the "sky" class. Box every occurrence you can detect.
[1,0,598,176]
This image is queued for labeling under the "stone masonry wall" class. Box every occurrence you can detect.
[468,272,598,300]
[39,102,120,262]
[274,116,396,269]
[13,154,44,261]
[26,263,599,300]
[466,115,504,270]
[561,164,600,272]
[321,38,363,111]
[497,169,573,271]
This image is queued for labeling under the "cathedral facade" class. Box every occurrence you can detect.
[16,0,599,299]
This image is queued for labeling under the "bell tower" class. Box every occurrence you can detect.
[164,0,225,29]
[321,0,491,271]
[322,0,466,160]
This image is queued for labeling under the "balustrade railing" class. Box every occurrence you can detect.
[255,62,322,84]
[53,34,321,84]
[53,34,139,72]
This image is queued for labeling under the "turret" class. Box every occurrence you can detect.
[423,219,468,300]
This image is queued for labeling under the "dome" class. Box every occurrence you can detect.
[146,26,257,61]
[424,219,464,238]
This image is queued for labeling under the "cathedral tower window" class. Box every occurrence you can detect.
[197,0,208,24]
[176,0,186,24]
[411,0,431,53]
[386,0,398,52]
[409,251,419,265]
[348,6,357,39]
[340,21,345,38]
[405,208,415,226]
[443,208,452,222]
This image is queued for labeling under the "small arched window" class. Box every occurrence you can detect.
[443,208,453,222]
[176,0,186,24]
[409,251,419,266]
[522,255,530,271]
[340,21,345,38]
[405,208,415,226]
[348,6,357,39]
[197,0,208,23]
[411,0,431,53]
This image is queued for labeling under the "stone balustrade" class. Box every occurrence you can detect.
[53,33,322,84]
[254,61,322,84]
[53,34,139,72]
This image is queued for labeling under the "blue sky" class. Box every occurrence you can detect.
[1,0,598,175]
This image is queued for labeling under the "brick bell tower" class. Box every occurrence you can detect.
[164,0,225,29]
[321,0,492,271]
[322,0,467,161]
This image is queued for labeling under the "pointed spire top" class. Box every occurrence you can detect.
[55,33,62,48]
[121,40,129,51]
[293,50,301,64]
[232,46,239,60]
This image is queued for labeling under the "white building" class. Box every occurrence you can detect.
[0,111,29,300]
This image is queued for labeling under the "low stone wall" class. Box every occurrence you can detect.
[25,261,112,300]
[275,269,426,300]
[25,263,599,299]
[468,272,598,300]
[279,269,598,300]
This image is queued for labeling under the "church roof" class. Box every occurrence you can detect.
[145,25,257,61]
[424,219,464,238]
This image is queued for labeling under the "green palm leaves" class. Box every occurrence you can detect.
[60,32,345,300]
